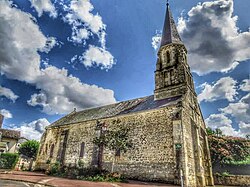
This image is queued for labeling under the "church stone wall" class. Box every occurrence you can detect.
[66,105,179,182]
[36,104,181,183]
[182,98,199,187]
[181,90,213,187]
[36,126,68,170]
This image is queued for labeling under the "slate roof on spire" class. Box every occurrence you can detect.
[160,3,183,47]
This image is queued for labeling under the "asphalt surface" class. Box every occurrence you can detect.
[0,172,241,187]
[0,179,36,187]
[0,171,179,187]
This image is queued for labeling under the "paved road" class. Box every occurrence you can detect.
[0,177,241,187]
[0,171,179,187]
[0,179,37,187]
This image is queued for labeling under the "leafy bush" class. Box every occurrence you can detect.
[208,133,250,165]
[46,163,125,182]
[50,162,61,175]
[78,171,125,182]
[46,162,63,176]
[0,153,19,169]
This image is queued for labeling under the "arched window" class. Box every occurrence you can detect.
[166,51,170,64]
[50,144,54,158]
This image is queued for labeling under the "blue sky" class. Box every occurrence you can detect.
[0,0,249,140]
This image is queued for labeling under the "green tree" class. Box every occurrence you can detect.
[93,124,110,170]
[246,134,250,140]
[19,140,40,159]
[19,140,40,170]
[106,127,133,172]
[206,127,215,136]
[215,128,223,137]
[93,127,132,171]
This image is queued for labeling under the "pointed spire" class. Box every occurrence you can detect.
[160,2,183,47]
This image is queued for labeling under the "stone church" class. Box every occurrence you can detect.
[36,3,214,187]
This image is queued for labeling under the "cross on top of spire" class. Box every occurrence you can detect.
[166,0,169,6]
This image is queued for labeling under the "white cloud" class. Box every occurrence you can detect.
[0,85,19,102]
[206,92,250,137]
[240,79,250,92]
[0,1,116,115]
[63,0,114,68]
[221,61,239,73]
[27,66,116,114]
[177,16,186,34]
[0,109,13,119]
[99,30,106,49]
[81,45,115,70]
[177,0,250,74]
[220,93,250,123]
[205,113,232,129]
[67,0,105,34]
[204,78,250,137]
[151,32,161,51]
[41,37,58,53]
[64,0,106,45]
[13,118,50,140]
[0,0,47,82]
[71,28,89,44]
[205,113,248,137]
[152,0,250,74]
[29,0,57,18]
[238,122,250,136]
[198,77,237,102]
[205,113,240,137]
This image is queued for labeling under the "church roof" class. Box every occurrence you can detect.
[49,95,181,128]
[160,3,183,47]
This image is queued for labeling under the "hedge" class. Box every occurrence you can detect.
[0,153,19,169]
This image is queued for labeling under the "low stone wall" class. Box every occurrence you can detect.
[214,175,250,186]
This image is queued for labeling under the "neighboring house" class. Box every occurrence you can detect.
[0,114,21,153]
[36,3,214,187]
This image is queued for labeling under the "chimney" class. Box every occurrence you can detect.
[0,114,4,129]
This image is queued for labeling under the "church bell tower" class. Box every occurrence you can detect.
[154,2,195,101]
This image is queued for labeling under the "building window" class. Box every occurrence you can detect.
[164,71,171,86]
[167,51,170,64]
[115,149,121,157]
[45,144,48,154]
[79,142,85,158]
[50,144,54,158]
